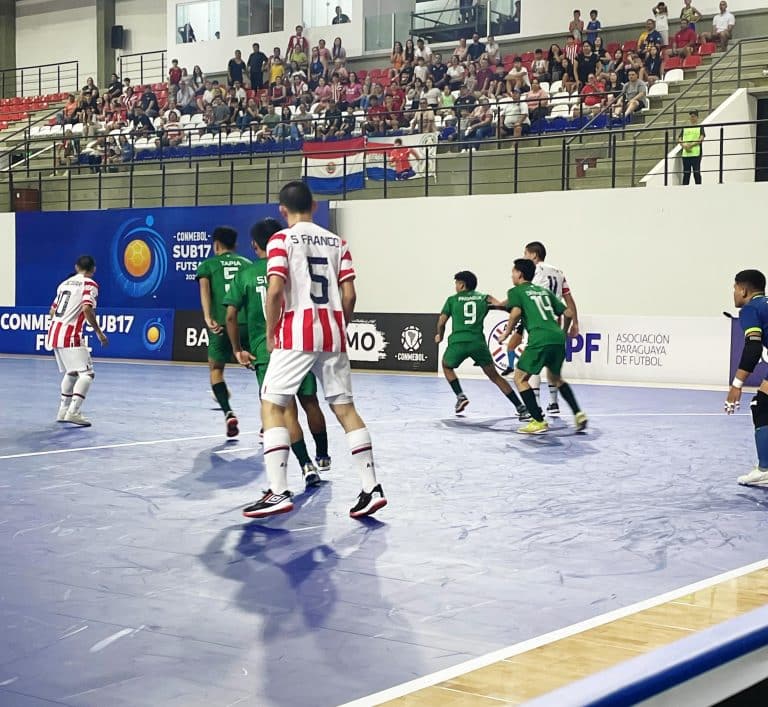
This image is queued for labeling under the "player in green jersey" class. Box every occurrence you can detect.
[195,227,252,438]
[224,218,331,487]
[436,270,529,418]
[501,259,587,435]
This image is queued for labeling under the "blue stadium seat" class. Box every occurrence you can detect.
[545,117,568,132]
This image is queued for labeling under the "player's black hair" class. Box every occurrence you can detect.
[514,258,536,283]
[251,218,283,252]
[454,270,478,291]
[75,255,96,273]
[735,269,766,293]
[279,180,314,213]
[525,241,547,261]
[212,226,238,250]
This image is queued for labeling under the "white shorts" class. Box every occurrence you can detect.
[54,346,93,374]
[261,349,354,407]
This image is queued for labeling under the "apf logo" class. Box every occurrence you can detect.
[566,333,602,363]
[401,326,423,352]
[487,319,510,372]
[142,317,166,351]
[110,215,168,298]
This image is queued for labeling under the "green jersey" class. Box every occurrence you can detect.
[441,290,490,344]
[507,283,566,346]
[196,252,252,325]
[223,259,268,356]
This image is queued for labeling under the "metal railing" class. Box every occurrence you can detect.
[2,118,765,212]
[118,51,168,87]
[0,61,79,98]
[411,1,516,42]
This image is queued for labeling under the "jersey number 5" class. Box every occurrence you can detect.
[308,257,329,305]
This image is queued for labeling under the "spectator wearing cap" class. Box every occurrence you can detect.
[468,33,486,61]
[500,89,530,138]
[505,56,531,93]
[701,1,735,51]
[678,109,705,184]
[669,18,698,57]
[332,6,350,24]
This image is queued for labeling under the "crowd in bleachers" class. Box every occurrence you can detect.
[15,1,738,171]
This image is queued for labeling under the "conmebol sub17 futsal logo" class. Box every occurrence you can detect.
[142,317,166,351]
[111,215,168,298]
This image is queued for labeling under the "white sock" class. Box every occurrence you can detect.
[60,374,76,408]
[68,374,93,413]
[530,374,541,405]
[548,384,559,404]
[263,427,290,494]
[347,427,377,493]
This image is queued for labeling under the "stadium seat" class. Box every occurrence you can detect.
[539,81,550,93]
[622,40,638,52]
[648,81,669,96]
[587,113,609,129]
[698,42,716,56]
[664,68,684,83]
[567,116,589,131]
[606,42,620,55]
[521,51,535,63]
[549,80,563,93]
[683,55,702,69]
[664,56,682,70]
[545,117,568,132]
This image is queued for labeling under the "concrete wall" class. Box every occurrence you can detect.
[0,213,16,307]
[116,0,167,55]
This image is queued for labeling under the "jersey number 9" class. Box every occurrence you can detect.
[463,300,477,325]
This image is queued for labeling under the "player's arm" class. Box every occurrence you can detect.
[501,306,522,340]
[198,277,221,334]
[486,294,507,310]
[340,280,356,324]
[563,292,578,336]
[435,313,449,343]
[82,304,107,346]
[225,304,255,368]
[265,274,285,353]
[726,328,763,414]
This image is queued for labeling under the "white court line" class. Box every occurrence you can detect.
[0,412,747,461]
[339,557,768,707]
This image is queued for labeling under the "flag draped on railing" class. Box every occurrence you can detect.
[302,137,365,194]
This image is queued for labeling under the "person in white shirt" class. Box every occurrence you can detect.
[415,38,432,61]
[701,1,735,51]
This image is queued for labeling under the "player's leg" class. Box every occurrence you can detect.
[243,350,315,518]
[297,373,331,470]
[503,328,524,376]
[284,398,321,487]
[59,348,95,427]
[514,346,548,433]
[55,349,77,421]
[442,344,469,413]
[546,368,561,416]
[737,383,768,486]
[208,332,238,437]
[545,347,588,432]
[313,352,386,518]
[473,342,528,418]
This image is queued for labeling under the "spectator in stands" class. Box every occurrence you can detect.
[54,129,78,173]
[701,1,735,51]
[309,47,325,89]
[415,38,432,62]
[333,5,350,23]
[484,35,500,63]
[231,81,246,103]
[169,59,183,93]
[531,49,549,83]
[247,43,268,91]
[680,0,702,28]
[500,89,530,137]
[669,18,698,57]
[475,58,493,96]
[382,94,403,132]
[454,37,469,62]
[644,45,663,84]
[576,72,604,116]
[439,113,458,142]
[411,98,436,133]
[438,84,455,116]
[364,95,385,134]
[459,0,473,23]
[227,50,246,88]
[575,41,599,88]
[430,53,448,88]
[175,79,196,115]
[316,38,331,73]
[569,10,585,40]
[81,77,99,109]
[318,99,343,139]
[106,73,122,101]
[526,78,550,122]
[639,20,664,58]
[269,52,285,87]
[653,3,670,45]
[586,9,601,45]
[404,38,416,65]
[104,98,126,131]
[447,55,467,90]
[139,85,159,118]
[463,64,477,95]
[292,102,312,136]
[468,33,485,61]
[292,71,309,101]
[563,34,581,62]
[130,105,155,136]
[390,41,405,78]
[412,56,428,84]
[559,56,578,93]
[122,85,140,114]
[287,25,309,64]
[506,57,531,92]
[272,106,296,141]
[314,76,332,103]
[237,98,260,130]
[332,37,347,64]
[615,68,647,116]
[344,72,363,109]
[292,42,309,72]
[593,36,608,60]
[180,22,195,43]
[273,76,292,106]
[332,57,349,81]
[191,65,205,92]
[678,109,704,184]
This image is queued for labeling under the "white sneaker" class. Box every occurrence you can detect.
[737,468,768,486]
[64,411,92,427]
[56,406,68,422]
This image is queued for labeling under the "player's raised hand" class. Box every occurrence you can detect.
[724,386,742,414]
[235,350,256,369]
[206,317,223,335]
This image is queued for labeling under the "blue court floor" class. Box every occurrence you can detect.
[0,355,767,707]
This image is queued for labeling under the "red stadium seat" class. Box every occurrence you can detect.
[606,42,620,55]
[357,69,368,81]
[664,56,682,70]
[521,51,535,63]
[622,40,638,52]
[698,42,716,56]
[683,54,702,68]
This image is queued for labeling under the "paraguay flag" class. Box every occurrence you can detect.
[302,137,365,194]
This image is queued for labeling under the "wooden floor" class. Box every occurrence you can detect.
[384,567,768,706]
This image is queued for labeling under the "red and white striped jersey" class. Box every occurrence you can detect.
[46,273,98,349]
[534,262,571,299]
[267,222,355,352]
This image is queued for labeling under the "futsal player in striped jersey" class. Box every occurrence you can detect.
[242,181,386,520]
[47,255,108,427]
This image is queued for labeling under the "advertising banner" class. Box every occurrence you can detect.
[346,313,439,372]
[729,319,768,386]
[441,314,730,387]
[15,203,330,310]
[0,307,175,361]
[172,309,209,363]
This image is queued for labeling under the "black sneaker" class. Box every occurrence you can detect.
[315,455,331,472]
[517,406,531,421]
[455,394,469,414]
[349,484,387,519]
[546,402,560,416]
[501,366,515,376]
[226,411,239,438]
[302,463,322,488]
[242,490,294,518]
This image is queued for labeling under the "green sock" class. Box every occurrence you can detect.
[291,440,312,466]
[449,379,463,396]
[211,382,231,415]
[520,389,544,422]
[558,382,581,414]
[313,431,329,458]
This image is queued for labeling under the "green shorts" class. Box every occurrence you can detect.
[443,340,493,369]
[208,325,249,364]
[517,342,566,376]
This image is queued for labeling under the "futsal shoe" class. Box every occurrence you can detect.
[243,490,294,518]
[302,462,322,488]
[501,367,514,377]
[517,419,549,435]
[225,411,239,438]
[315,455,331,472]
[575,412,588,432]
[737,468,768,487]
[547,402,561,416]
[56,405,69,422]
[455,394,469,414]
[349,484,387,518]
[64,411,92,427]
[517,406,532,421]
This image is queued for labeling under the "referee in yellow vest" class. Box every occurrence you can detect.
[678,109,705,185]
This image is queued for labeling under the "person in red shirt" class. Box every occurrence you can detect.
[386,84,406,112]
[669,19,698,58]
[576,73,605,116]
[168,59,183,90]
[286,25,309,63]
[389,138,418,179]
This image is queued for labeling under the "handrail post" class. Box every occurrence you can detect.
[194,162,200,205]
[342,154,348,200]
[229,160,235,204]
[560,138,567,190]
[631,138,637,185]
[513,139,519,193]
[425,145,430,197]
[663,129,669,186]
[719,126,725,184]
[57,64,61,94]
[737,42,743,88]
[38,67,41,96]
[161,163,166,206]
[468,146,473,195]
[266,157,272,203]
[67,167,72,211]
[98,167,102,209]
[75,62,79,94]
[382,151,388,198]
[140,55,144,86]
[38,171,42,210]
[129,162,134,207]
[20,68,24,97]
[610,132,617,188]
